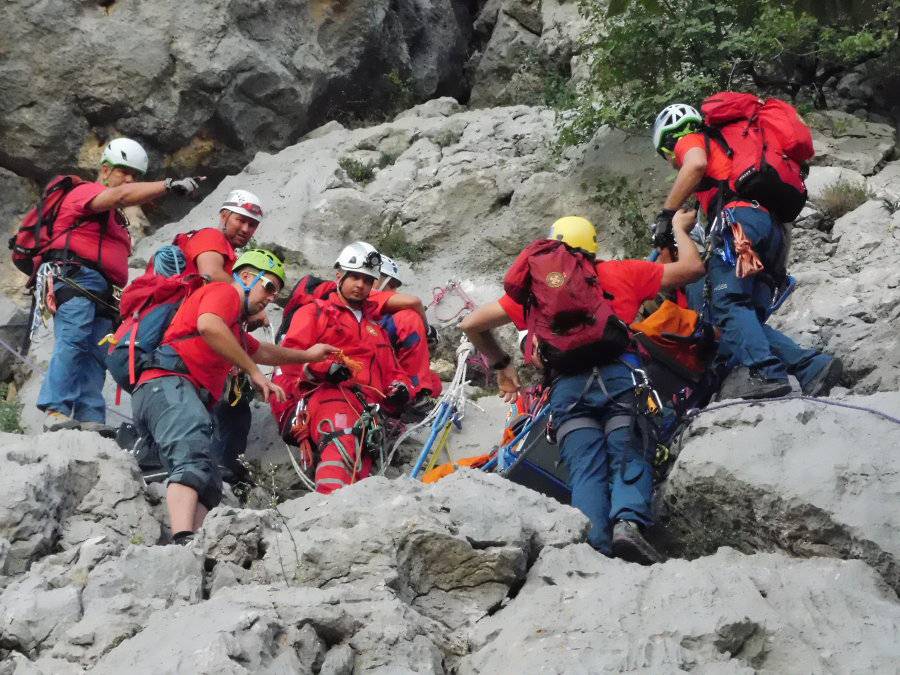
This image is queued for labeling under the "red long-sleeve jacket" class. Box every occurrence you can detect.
[278,293,412,401]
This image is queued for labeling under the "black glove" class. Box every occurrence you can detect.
[165,177,203,198]
[651,209,677,249]
[324,363,352,384]
[385,382,410,407]
[425,323,439,347]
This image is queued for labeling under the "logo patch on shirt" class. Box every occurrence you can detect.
[546,272,566,288]
[366,324,379,336]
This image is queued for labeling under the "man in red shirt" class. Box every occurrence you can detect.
[37,137,202,433]
[652,103,841,400]
[132,249,335,543]
[369,255,442,400]
[271,242,413,494]
[461,214,704,564]
[173,189,266,483]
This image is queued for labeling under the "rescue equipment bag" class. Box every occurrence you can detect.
[276,274,336,343]
[701,92,814,223]
[504,239,629,373]
[105,269,205,393]
[9,175,100,278]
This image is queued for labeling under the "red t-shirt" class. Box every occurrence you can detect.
[674,132,733,215]
[140,282,259,401]
[498,259,664,329]
[180,228,237,275]
[49,182,132,286]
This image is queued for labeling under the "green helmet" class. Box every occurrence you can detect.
[233,248,286,288]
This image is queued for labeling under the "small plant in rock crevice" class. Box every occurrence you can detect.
[0,382,23,434]
[591,175,654,258]
[372,222,432,263]
[818,179,873,219]
[338,156,376,184]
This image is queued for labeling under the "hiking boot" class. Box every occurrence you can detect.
[801,357,843,397]
[43,411,80,432]
[718,367,792,400]
[611,520,664,565]
[79,421,116,438]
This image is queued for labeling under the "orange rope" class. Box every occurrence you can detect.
[731,221,764,278]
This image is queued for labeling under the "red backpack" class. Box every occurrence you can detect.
[701,92,814,223]
[276,274,336,343]
[9,175,98,279]
[105,271,206,396]
[504,240,630,373]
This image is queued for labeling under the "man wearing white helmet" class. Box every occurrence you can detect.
[167,187,266,484]
[652,103,841,401]
[369,255,442,400]
[270,242,413,494]
[36,137,203,433]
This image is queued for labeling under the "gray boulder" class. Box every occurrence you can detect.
[468,0,588,108]
[660,392,900,592]
[0,296,28,382]
[0,431,163,576]
[0,0,472,183]
[0,537,202,667]
[774,198,900,393]
[459,545,900,673]
[804,165,868,204]
[808,110,896,175]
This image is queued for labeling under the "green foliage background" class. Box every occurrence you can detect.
[559,0,899,145]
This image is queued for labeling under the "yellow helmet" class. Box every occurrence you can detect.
[548,216,597,255]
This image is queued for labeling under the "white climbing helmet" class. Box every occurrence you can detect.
[335,241,382,280]
[652,104,702,156]
[221,189,264,221]
[379,254,404,287]
[100,138,149,175]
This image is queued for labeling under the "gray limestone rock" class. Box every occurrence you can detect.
[459,545,900,673]
[0,0,472,183]
[660,393,900,592]
[0,296,28,381]
[0,432,162,576]
[808,110,896,175]
[805,165,868,204]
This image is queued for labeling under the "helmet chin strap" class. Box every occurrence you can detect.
[233,270,264,316]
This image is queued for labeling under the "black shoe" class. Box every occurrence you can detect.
[611,520,664,565]
[171,531,195,546]
[801,357,843,397]
[719,367,792,400]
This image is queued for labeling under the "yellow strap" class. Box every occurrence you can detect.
[230,377,242,407]
[98,333,117,347]
[425,422,453,473]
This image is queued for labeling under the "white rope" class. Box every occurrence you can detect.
[283,441,317,491]
[380,336,475,473]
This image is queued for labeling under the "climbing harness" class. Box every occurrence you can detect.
[389,337,475,478]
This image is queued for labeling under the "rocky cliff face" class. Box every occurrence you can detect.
[1,3,899,672]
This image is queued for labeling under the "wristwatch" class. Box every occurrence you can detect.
[491,354,512,370]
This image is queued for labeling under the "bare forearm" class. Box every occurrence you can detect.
[660,226,706,290]
[465,329,507,364]
[199,324,260,374]
[252,343,319,366]
[385,293,427,320]
[663,166,705,210]
[89,181,168,212]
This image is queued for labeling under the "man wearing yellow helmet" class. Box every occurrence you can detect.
[131,248,337,543]
[462,213,704,564]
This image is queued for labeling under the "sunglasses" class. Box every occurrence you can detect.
[258,277,280,294]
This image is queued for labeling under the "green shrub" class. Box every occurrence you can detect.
[819,179,872,219]
[0,383,23,434]
[372,223,431,263]
[338,156,375,184]
[560,0,899,145]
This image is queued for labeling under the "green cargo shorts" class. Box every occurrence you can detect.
[132,375,222,509]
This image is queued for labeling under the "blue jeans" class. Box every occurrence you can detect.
[706,205,822,382]
[549,360,653,554]
[37,267,111,423]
